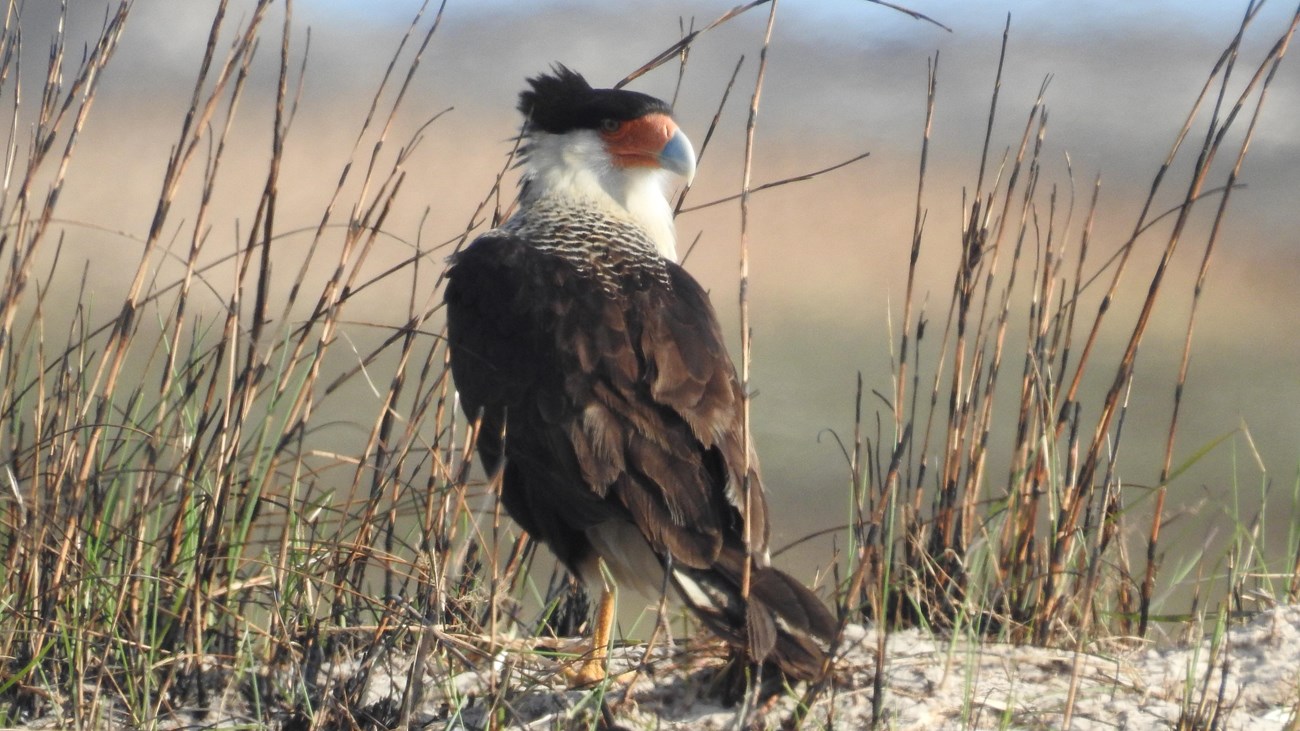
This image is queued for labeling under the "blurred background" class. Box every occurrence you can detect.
[19,1,1300,610]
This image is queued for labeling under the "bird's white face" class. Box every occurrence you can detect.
[522,115,696,261]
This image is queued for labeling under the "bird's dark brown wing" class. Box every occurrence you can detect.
[444,232,765,569]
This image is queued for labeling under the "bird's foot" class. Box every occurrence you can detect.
[561,658,609,688]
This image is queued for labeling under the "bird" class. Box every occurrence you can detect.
[443,66,836,687]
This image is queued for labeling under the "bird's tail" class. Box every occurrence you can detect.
[670,548,837,681]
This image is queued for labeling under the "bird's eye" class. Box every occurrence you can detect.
[599,118,621,134]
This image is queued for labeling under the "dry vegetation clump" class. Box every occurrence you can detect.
[0,1,1296,729]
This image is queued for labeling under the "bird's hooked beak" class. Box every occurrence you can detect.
[658,126,696,184]
[600,112,696,184]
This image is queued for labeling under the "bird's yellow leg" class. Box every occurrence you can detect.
[564,586,615,687]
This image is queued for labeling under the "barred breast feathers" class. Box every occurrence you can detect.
[499,196,672,293]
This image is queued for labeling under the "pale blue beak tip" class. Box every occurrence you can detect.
[659,128,697,184]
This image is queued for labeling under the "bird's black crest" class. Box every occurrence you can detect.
[518,65,672,134]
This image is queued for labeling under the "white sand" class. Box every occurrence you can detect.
[23,605,1298,728]
[395,604,1299,729]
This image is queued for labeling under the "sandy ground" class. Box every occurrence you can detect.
[21,605,1298,729]
[329,604,1299,730]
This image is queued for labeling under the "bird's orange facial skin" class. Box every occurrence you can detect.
[601,112,678,169]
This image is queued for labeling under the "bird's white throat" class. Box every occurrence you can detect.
[521,129,680,261]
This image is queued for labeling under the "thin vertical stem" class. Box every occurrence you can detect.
[738,0,778,603]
